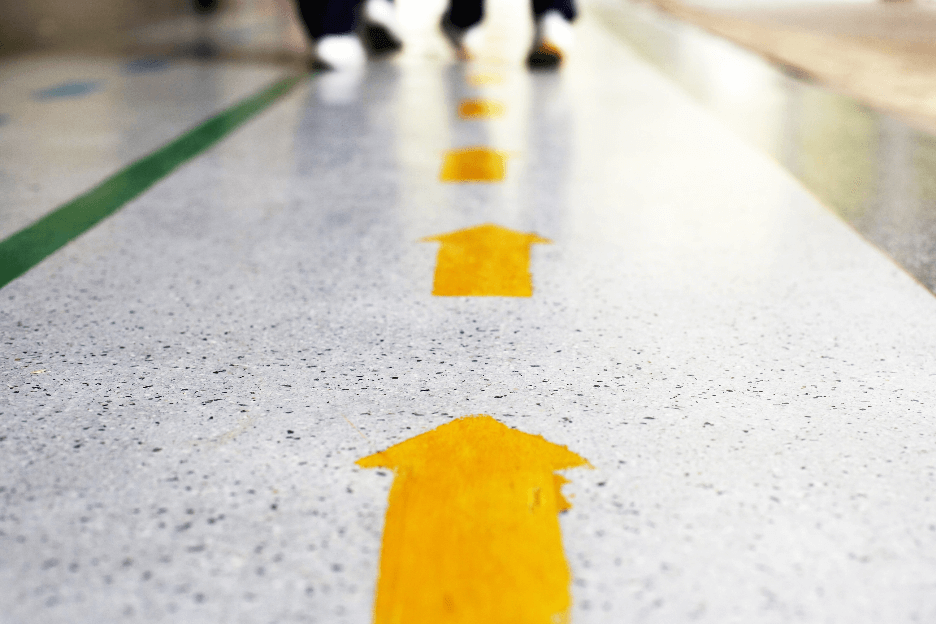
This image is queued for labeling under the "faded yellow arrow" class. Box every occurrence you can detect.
[357,415,590,624]
[420,223,551,297]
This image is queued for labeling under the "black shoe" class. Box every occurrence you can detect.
[526,11,572,70]
[361,0,403,55]
[526,42,562,69]
[363,22,402,54]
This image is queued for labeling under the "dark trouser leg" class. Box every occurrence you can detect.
[446,0,484,29]
[295,0,359,38]
[531,0,575,21]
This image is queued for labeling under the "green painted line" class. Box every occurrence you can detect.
[0,74,305,290]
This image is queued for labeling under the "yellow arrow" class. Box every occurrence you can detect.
[458,99,505,119]
[420,223,551,297]
[440,147,508,182]
[357,415,591,624]
[467,72,503,86]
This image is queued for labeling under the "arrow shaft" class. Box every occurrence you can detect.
[422,225,550,297]
[371,470,573,624]
[357,416,589,624]
[432,244,533,296]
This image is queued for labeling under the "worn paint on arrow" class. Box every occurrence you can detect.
[357,415,590,624]
[421,223,550,297]
[440,147,507,182]
[458,99,505,119]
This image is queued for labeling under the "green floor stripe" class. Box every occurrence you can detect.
[0,74,305,290]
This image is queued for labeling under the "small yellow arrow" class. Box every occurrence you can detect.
[467,72,503,86]
[458,99,505,119]
[357,415,590,624]
[421,223,551,297]
[440,147,507,182]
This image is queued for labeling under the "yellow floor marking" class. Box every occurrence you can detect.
[458,99,505,119]
[421,223,551,297]
[467,72,503,85]
[357,415,591,624]
[439,148,507,182]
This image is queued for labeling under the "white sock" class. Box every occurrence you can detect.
[316,34,366,70]
[539,10,574,53]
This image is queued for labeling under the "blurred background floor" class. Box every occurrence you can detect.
[634,0,936,127]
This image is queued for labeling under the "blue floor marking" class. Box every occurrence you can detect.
[126,58,171,74]
[34,81,104,100]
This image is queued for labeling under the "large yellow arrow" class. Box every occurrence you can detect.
[420,223,551,297]
[357,415,590,624]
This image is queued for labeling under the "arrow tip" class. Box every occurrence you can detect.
[357,414,589,472]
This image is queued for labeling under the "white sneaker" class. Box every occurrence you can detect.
[462,24,485,58]
[365,0,399,36]
[528,10,574,68]
[363,0,403,52]
[541,10,574,53]
[316,34,366,71]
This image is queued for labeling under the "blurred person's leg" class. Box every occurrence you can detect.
[532,0,575,23]
[192,0,221,13]
[527,0,575,68]
[295,0,401,69]
[440,0,484,54]
[296,0,358,38]
[363,0,403,53]
[296,0,365,69]
[445,0,483,30]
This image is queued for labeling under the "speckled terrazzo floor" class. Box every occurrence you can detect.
[2,1,936,622]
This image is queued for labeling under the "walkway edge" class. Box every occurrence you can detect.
[618,0,936,133]
[0,73,305,290]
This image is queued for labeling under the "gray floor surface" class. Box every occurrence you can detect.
[2,2,936,623]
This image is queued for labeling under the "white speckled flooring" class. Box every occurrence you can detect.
[2,0,936,622]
